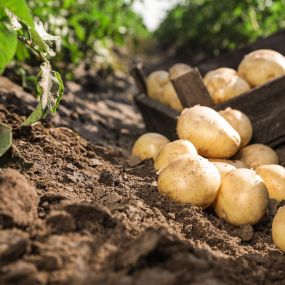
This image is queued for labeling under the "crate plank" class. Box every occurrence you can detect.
[134,94,178,140]
[171,69,214,108]
[131,63,147,94]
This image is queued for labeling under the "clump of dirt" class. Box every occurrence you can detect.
[0,76,285,285]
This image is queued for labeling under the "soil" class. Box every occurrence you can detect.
[0,72,285,285]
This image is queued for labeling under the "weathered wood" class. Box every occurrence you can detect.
[171,68,214,108]
[131,63,147,94]
[214,75,285,145]
[134,94,178,140]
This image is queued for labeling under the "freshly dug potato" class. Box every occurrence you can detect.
[157,154,221,207]
[256,165,285,202]
[209,158,248,168]
[163,82,183,112]
[177,105,241,158]
[211,162,236,179]
[154,139,197,171]
[132,133,170,160]
[214,168,269,225]
[235,144,279,169]
[238,49,285,87]
[204,68,251,104]
[169,63,192,79]
[219,108,253,147]
[272,206,285,253]
[146,70,169,103]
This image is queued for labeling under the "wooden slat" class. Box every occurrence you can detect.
[171,68,214,108]
[134,94,178,140]
[131,63,147,94]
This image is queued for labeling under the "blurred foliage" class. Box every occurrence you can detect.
[22,0,149,69]
[156,0,285,56]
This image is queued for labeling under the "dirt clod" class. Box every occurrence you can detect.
[0,169,39,227]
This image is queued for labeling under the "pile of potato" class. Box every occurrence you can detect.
[132,105,285,253]
[146,49,285,109]
[146,63,192,112]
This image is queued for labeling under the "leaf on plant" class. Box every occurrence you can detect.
[0,23,17,74]
[21,61,64,126]
[0,122,12,157]
[35,21,61,54]
[21,103,44,126]
[1,0,34,27]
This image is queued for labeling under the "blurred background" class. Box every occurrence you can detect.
[4,0,285,86]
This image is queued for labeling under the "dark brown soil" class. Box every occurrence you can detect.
[0,75,285,285]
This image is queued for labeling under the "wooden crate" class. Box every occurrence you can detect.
[132,42,285,165]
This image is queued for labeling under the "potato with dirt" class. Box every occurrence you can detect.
[256,164,285,202]
[154,139,197,171]
[235,144,279,169]
[211,162,236,179]
[146,70,169,103]
[272,206,285,253]
[238,49,285,87]
[203,67,251,104]
[176,105,241,158]
[163,82,183,112]
[157,154,221,207]
[132,133,170,160]
[214,168,269,225]
[209,158,248,168]
[169,63,192,79]
[219,108,253,148]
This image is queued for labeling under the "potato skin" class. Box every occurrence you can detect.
[219,108,253,148]
[211,162,236,179]
[209,158,248,168]
[235,144,279,169]
[146,70,169,103]
[272,206,285,253]
[154,139,197,171]
[132,133,170,161]
[163,82,183,112]
[176,105,241,158]
[256,165,285,202]
[238,49,285,87]
[157,154,221,208]
[214,168,269,226]
[204,68,250,104]
[169,63,192,79]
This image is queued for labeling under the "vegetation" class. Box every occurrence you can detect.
[156,0,285,56]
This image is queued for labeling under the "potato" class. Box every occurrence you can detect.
[209,158,248,168]
[132,133,170,160]
[154,139,197,171]
[176,105,241,158]
[272,206,285,253]
[238,49,285,87]
[146,70,169,103]
[204,68,250,104]
[169,63,192,79]
[157,154,221,207]
[235,144,279,169]
[211,162,236,179]
[162,82,183,112]
[219,108,253,147]
[214,168,269,225]
[256,165,285,202]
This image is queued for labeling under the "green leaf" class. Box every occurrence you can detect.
[21,103,44,126]
[21,62,64,126]
[0,122,12,156]
[1,0,34,27]
[0,24,17,74]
